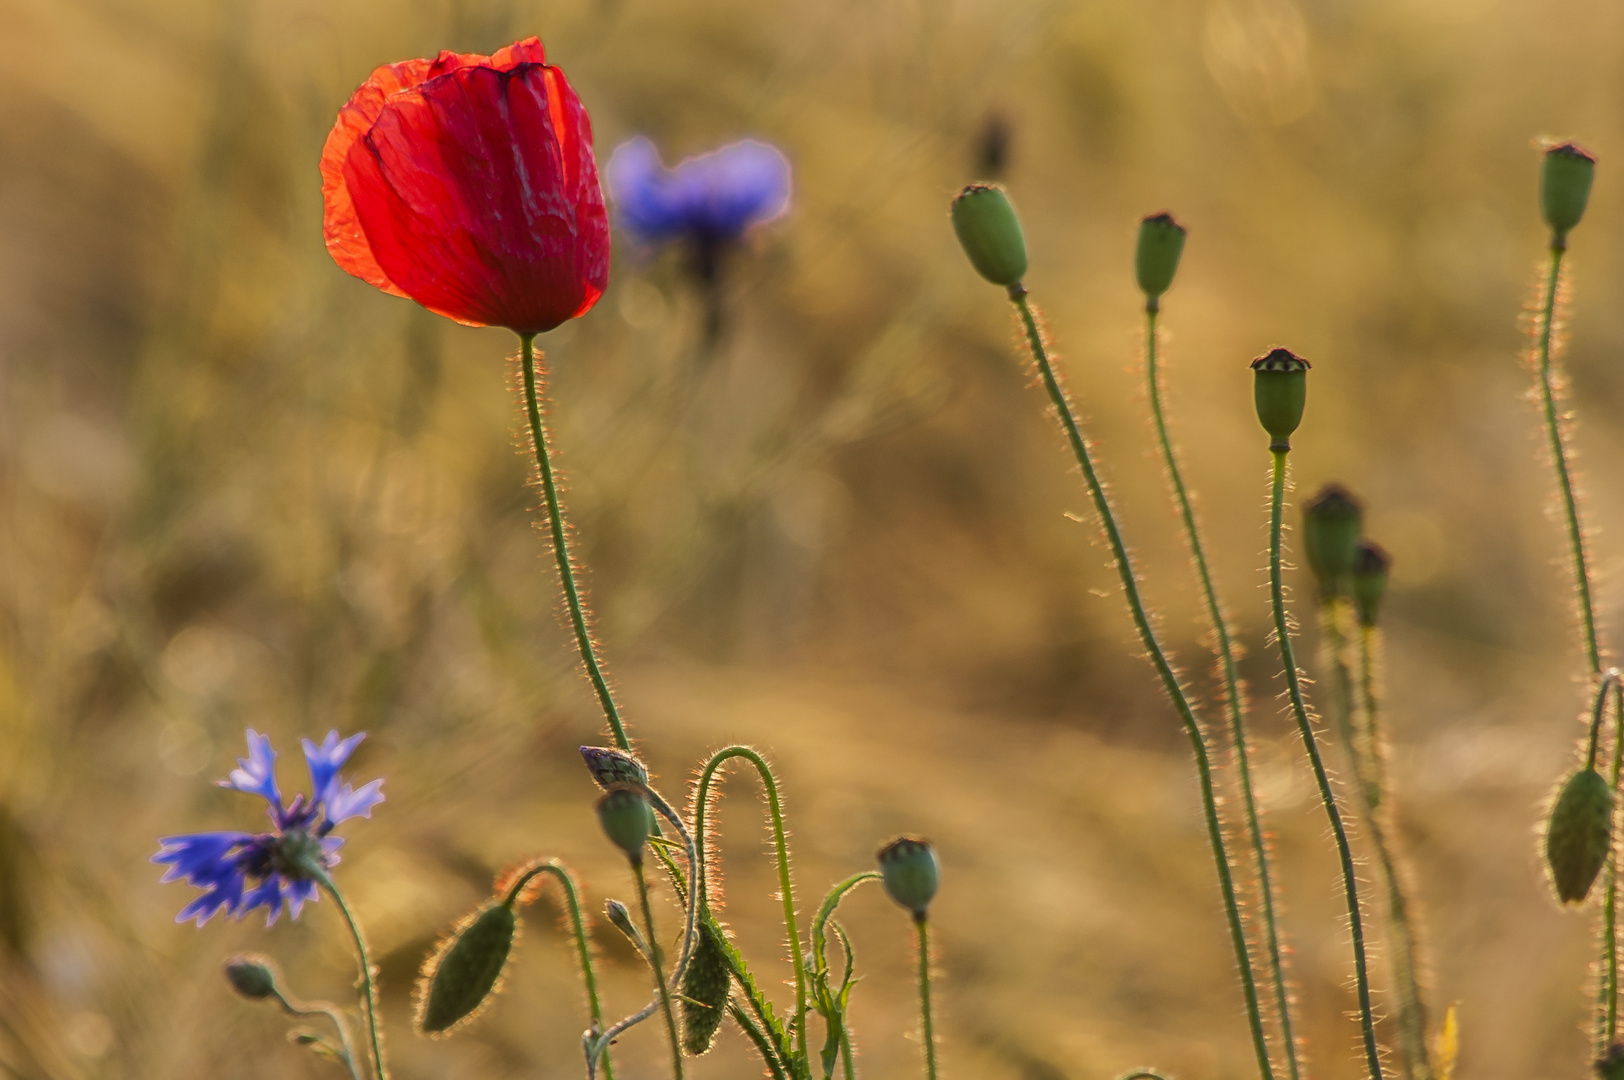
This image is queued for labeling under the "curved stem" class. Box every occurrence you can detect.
[1145,306,1298,1080]
[1531,247,1599,675]
[693,746,810,1066]
[813,872,880,979]
[519,333,631,751]
[1267,450,1381,1080]
[634,861,685,1080]
[505,861,615,1080]
[268,987,363,1080]
[312,869,387,1080]
[1007,287,1272,1080]
[915,917,938,1080]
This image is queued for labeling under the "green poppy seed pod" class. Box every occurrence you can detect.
[1250,348,1311,451]
[951,184,1028,287]
[1302,485,1364,598]
[415,901,518,1036]
[1351,540,1391,627]
[223,954,280,1001]
[580,745,649,789]
[1596,1043,1624,1080]
[597,785,654,863]
[1136,212,1187,303]
[878,836,939,919]
[1542,142,1596,242]
[680,921,734,1055]
[1544,767,1614,905]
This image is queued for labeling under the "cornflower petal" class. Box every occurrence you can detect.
[303,730,366,805]
[221,729,280,805]
[324,778,385,826]
[608,137,792,245]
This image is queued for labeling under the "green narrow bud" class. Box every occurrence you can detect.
[223,954,280,1001]
[951,184,1028,287]
[1250,347,1311,451]
[1544,767,1614,905]
[580,745,649,789]
[877,836,940,919]
[415,901,519,1036]
[1135,212,1187,303]
[606,898,649,956]
[680,921,733,1055]
[1351,540,1391,627]
[1302,485,1364,597]
[1542,142,1596,242]
[597,786,654,863]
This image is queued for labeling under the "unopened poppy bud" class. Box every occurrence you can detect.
[580,746,649,789]
[1136,213,1187,304]
[1250,348,1311,451]
[1542,142,1596,242]
[1351,541,1391,627]
[1596,1043,1624,1080]
[606,899,648,956]
[415,900,519,1036]
[681,922,734,1055]
[951,184,1028,287]
[597,786,653,863]
[1545,767,1614,905]
[223,954,280,1001]
[878,836,939,919]
[1302,485,1363,597]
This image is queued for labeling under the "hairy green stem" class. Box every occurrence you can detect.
[1329,611,1428,1080]
[505,861,615,1080]
[693,746,810,1068]
[1580,672,1624,1051]
[915,917,939,1080]
[732,1002,791,1080]
[1007,286,1273,1080]
[633,861,685,1080]
[1267,450,1381,1080]
[267,986,363,1080]
[1145,306,1297,1079]
[312,869,387,1080]
[519,333,630,751]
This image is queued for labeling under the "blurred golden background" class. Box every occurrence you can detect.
[4,0,1624,1076]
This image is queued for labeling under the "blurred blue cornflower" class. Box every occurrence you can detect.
[153,730,384,926]
[606,135,791,251]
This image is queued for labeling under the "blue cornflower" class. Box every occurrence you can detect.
[153,729,384,926]
[606,136,791,249]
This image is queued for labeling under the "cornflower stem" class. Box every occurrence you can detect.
[1327,608,1428,1080]
[505,861,615,1080]
[1144,305,1298,1080]
[693,746,810,1069]
[633,860,685,1080]
[1006,285,1273,1080]
[1266,449,1382,1080]
[518,332,631,751]
[311,868,387,1080]
[915,916,939,1080]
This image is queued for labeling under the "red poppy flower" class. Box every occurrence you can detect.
[321,38,609,335]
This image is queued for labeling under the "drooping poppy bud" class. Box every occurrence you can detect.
[680,921,734,1055]
[877,836,940,919]
[415,900,520,1036]
[1251,348,1311,451]
[1544,767,1614,905]
[1136,213,1187,304]
[580,745,649,789]
[951,184,1028,287]
[223,954,281,1001]
[1351,540,1391,627]
[1542,142,1597,243]
[321,38,610,334]
[1302,485,1363,598]
[597,786,654,863]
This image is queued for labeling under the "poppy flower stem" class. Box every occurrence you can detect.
[914,915,939,1080]
[1144,305,1299,1080]
[519,333,632,752]
[632,860,685,1080]
[311,868,388,1080]
[1266,449,1382,1080]
[1006,286,1274,1080]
